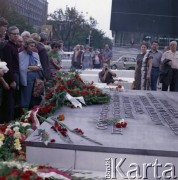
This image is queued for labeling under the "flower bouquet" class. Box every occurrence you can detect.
[0,161,71,180]
[0,122,32,161]
[38,71,111,118]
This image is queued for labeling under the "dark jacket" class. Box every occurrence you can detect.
[37,43,50,80]
[71,50,83,69]
[2,41,19,84]
[159,59,173,86]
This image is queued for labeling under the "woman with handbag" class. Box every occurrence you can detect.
[19,38,43,109]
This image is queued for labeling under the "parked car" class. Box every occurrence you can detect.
[110,55,136,70]
[61,52,73,69]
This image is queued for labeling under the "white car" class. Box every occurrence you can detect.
[110,55,136,70]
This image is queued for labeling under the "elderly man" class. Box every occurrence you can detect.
[21,31,31,42]
[0,17,8,123]
[161,41,178,91]
[1,26,20,123]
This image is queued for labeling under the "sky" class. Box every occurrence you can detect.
[47,0,112,38]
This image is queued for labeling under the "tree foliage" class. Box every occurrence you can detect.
[48,7,112,50]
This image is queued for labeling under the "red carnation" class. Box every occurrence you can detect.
[75,74,79,78]
[51,126,56,131]
[0,124,8,133]
[115,122,122,128]
[50,101,56,106]
[50,139,56,142]
[54,121,58,128]
[8,169,21,176]
[121,122,127,128]
[61,131,67,137]
[57,126,62,131]
[61,85,66,91]
[118,85,122,89]
[67,80,71,86]
[0,176,6,180]
[37,165,46,170]
[74,128,84,135]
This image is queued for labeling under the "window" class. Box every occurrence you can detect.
[128,58,136,62]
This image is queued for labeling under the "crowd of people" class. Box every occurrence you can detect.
[134,40,178,92]
[0,16,113,124]
[1,15,178,124]
[0,17,63,124]
[71,44,112,70]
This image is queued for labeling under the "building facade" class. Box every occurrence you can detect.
[8,0,48,31]
[110,0,178,48]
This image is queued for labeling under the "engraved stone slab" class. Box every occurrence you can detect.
[26,90,178,174]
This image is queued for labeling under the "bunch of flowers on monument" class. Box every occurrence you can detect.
[38,71,111,118]
[0,122,32,161]
[116,84,125,92]
[113,118,127,128]
[0,161,71,180]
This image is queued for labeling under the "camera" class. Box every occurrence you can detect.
[105,67,108,71]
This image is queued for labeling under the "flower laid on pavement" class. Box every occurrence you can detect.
[58,114,65,121]
[50,139,56,143]
[73,128,84,135]
[114,118,128,128]
[116,85,125,92]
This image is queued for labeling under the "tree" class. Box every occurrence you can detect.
[48,7,112,50]
[48,7,85,50]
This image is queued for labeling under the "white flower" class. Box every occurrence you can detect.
[21,123,31,127]
[13,127,19,132]
[13,132,21,139]
[24,111,32,119]
[15,122,20,126]
[3,161,22,169]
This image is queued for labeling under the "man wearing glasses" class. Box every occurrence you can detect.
[1,26,20,123]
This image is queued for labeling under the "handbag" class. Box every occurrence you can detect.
[33,70,45,97]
